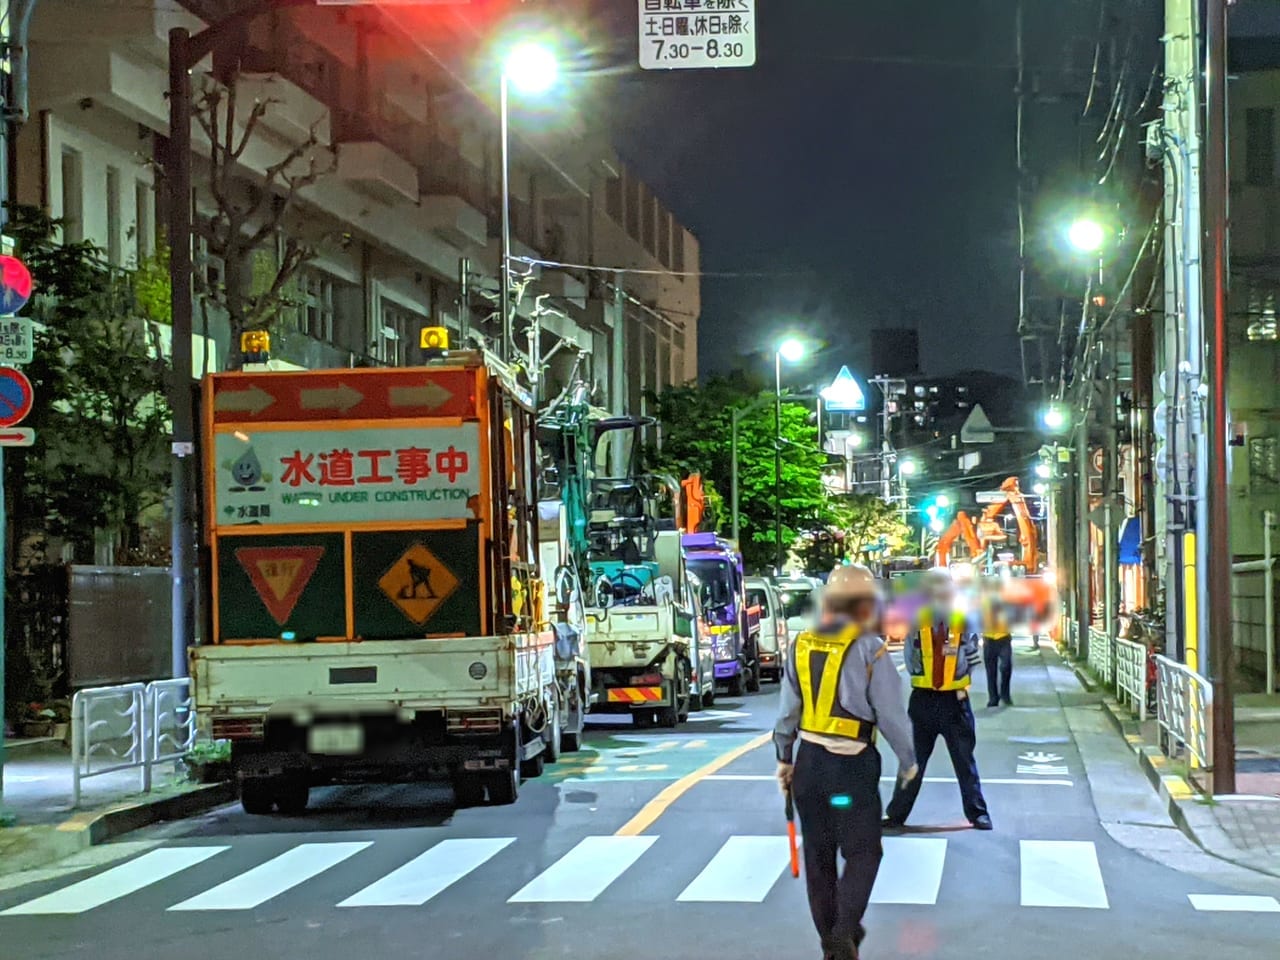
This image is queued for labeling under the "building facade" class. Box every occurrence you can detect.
[16,0,698,410]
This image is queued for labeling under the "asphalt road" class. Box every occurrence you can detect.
[4,642,1280,959]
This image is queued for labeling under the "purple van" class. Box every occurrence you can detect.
[681,533,761,696]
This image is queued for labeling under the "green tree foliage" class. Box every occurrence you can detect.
[647,375,834,572]
[837,494,912,560]
[5,206,171,563]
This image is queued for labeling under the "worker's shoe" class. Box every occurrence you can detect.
[986,699,1000,708]
[881,816,906,831]
[1002,697,1015,707]
[971,814,994,831]
[820,935,859,960]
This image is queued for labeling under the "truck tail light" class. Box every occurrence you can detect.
[448,709,503,735]
[635,672,663,685]
[211,715,265,741]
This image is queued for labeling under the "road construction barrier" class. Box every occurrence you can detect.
[1114,636,1148,721]
[1153,654,1212,770]
[71,680,196,807]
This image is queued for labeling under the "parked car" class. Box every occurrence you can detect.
[774,575,823,641]
[684,570,718,710]
[746,577,787,682]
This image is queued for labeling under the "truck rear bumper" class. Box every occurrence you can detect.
[714,660,741,679]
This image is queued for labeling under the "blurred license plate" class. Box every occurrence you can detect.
[308,724,364,755]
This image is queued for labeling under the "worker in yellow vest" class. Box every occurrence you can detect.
[775,564,918,960]
[980,578,1014,707]
[884,569,992,830]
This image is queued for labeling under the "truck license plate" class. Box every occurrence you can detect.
[308,724,364,755]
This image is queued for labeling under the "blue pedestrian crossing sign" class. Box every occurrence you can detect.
[821,366,866,412]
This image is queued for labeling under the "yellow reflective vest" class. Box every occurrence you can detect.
[981,596,1011,640]
[795,624,887,743]
[911,608,972,691]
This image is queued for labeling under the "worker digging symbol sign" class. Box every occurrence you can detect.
[235,546,325,626]
[378,542,459,626]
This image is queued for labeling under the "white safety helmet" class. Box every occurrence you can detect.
[825,564,880,603]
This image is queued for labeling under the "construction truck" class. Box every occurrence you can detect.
[538,384,700,727]
[190,339,575,813]
[934,477,1041,573]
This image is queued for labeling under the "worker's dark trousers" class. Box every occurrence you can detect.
[984,638,1013,705]
[885,689,989,823]
[793,741,882,951]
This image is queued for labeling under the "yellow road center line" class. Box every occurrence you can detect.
[614,732,772,837]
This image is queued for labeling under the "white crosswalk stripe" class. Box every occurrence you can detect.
[872,837,948,905]
[677,836,792,902]
[169,842,371,912]
[1,847,229,916]
[2,835,1242,916]
[1019,840,1109,909]
[339,838,515,908]
[508,836,656,903]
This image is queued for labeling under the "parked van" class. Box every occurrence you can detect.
[745,577,787,682]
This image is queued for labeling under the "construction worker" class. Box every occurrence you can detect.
[775,564,918,960]
[883,569,992,830]
[980,578,1014,707]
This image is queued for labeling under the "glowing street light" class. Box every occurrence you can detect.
[1041,404,1069,433]
[498,39,561,362]
[935,493,951,508]
[1067,217,1106,254]
[899,458,919,476]
[778,337,805,363]
[1035,462,1053,479]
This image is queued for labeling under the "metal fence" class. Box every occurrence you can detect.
[1088,626,1115,686]
[1114,636,1148,720]
[1153,654,1213,770]
[71,680,196,806]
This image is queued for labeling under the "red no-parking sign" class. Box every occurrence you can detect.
[0,366,34,428]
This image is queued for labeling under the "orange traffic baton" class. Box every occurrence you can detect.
[785,786,800,878]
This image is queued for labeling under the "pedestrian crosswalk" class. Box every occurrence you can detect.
[0,834,1270,917]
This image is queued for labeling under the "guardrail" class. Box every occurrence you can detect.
[1114,636,1148,721]
[71,680,196,807]
[1153,654,1213,770]
[1088,626,1115,686]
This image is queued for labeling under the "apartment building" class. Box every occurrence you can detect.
[15,0,698,409]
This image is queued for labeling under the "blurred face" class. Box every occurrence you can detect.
[929,580,954,610]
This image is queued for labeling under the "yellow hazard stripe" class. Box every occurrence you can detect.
[607,687,664,703]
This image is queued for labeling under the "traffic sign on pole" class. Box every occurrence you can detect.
[0,318,34,365]
[0,366,33,428]
[0,255,33,316]
[0,428,34,447]
[638,0,756,71]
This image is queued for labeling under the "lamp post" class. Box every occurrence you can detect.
[774,337,805,574]
[499,40,558,364]
[898,457,918,523]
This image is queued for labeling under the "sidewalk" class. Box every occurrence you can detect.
[1098,680,1280,879]
[0,736,234,876]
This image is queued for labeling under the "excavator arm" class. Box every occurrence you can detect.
[934,511,983,566]
[1001,478,1040,571]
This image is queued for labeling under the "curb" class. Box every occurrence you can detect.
[1099,698,1280,881]
[0,782,235,877]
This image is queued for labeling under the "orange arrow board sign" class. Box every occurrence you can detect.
[235,546,325,625]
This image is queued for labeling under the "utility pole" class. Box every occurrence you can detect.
[1203,0,1235,794]
[457,256,471,344]
[870,376,902,503]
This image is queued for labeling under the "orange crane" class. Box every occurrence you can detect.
[934,477,1040,572]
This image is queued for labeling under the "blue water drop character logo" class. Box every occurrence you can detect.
[225,447,267,492]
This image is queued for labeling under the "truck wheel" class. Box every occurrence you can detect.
[563,674,585,753]
[747,662,762,694]
[675,661,692,722]
[702,684,716,708]
[633,710,654,729]
[240,778,274,816]
[274,777,309,816]
[487,766,520,805]
[543,694,562,764]
[453,775,485,807]
[728,671,746,698]
[520,747,545,779]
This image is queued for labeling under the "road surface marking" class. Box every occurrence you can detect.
[1,847,228,915]
[615,732,771,836]
[1019,840,1109,909]
[684,739,708,749]
[169,842,371,911]
[1189,894,1280,912]
[508,836,655,902]
[871,838,947,904]
[677,836,793,902]
[338,838,514,907]
[702,775,1073,787]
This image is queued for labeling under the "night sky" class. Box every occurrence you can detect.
[588,1,1024,384]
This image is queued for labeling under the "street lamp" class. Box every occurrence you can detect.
[1041,404,1069,433]
[1067,217,1106,254]
[1035,462,1053,479]
[898,458,918,476]
[774,337,805,573]
[499,39,559,363]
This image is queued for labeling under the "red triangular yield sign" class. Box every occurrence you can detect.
[235,546,324,626]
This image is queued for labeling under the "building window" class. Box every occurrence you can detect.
[106,167,122,265]
[135,181,154,263]
[299,271,334,342]
[60,147,84,243]
[380,301,426,366]
[194,235,224,296]
[1250,436,1279,490]
[605,176,623,224]
[1246,108,1275,187]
